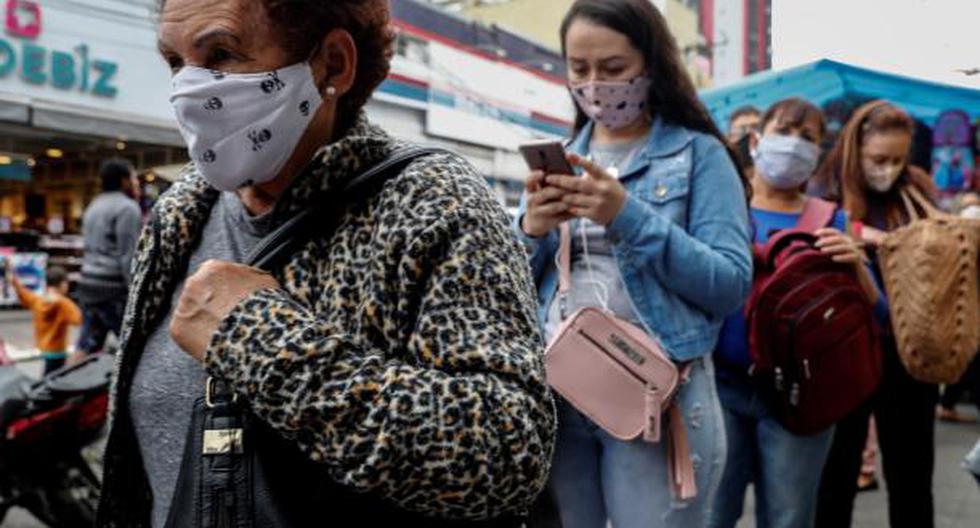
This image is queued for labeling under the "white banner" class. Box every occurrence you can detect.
[424,41,573,151]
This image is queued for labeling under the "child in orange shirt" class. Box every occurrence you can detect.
[9,266,82,374]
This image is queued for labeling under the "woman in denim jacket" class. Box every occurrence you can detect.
[513,1,752,526]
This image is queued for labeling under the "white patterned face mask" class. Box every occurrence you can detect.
[170,62,324,192]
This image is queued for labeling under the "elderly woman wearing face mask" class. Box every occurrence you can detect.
[95,1,555,527]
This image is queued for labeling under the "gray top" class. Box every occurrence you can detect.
[543,135,648,342]
[77,191,143,303]
[130,192,278,528]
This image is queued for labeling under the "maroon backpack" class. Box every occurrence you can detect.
[745,199,882,435]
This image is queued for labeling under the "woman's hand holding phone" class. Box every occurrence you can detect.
[520,150,629,235]
[547,153,628,226]
[521,169,574,237]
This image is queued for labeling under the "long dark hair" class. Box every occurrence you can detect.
[559,0,750,199]
[759,97,827,139]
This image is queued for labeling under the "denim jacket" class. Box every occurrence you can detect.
[513,118,753,362]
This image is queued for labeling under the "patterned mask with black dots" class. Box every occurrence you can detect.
[569,76,652,131]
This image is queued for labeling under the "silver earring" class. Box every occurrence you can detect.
[326,85,337,97]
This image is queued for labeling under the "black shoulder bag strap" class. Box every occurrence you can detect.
[164,146,446,528]
[246,145,444,270]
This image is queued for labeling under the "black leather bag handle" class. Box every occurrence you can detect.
[246,146,445,271]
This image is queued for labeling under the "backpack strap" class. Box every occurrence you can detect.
[795,198,838,233]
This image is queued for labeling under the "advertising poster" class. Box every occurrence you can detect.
[0,252,48,306]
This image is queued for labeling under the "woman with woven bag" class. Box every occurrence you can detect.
[812,101,945,528]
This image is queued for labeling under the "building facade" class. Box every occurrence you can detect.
[700,0,772,87]
[449,0,715,88]
[0,0,185,234]
[0,0,576,236]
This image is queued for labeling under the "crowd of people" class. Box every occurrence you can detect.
[6,0,977,527]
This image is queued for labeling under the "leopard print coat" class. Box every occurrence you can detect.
[96,115,556,526]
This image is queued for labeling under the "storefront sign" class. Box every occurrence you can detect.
[0,0,118,97]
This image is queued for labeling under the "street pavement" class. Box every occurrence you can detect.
[1,309,978,527]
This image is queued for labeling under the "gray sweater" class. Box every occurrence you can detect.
[77,191,142,303]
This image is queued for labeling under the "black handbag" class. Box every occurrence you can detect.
[164,147,532,528]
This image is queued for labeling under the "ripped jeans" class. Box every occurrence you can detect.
[547,357,726,528]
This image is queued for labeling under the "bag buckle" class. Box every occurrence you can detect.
[205,376,239,409]
[643,387,663,443]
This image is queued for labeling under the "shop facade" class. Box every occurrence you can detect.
[1,0,573,237]
[0,0,185,237]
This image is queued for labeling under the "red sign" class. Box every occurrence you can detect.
[5,0,41,39]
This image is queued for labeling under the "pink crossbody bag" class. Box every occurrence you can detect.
[544,223,697,500]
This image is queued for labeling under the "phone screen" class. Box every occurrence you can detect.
[519,141,575,175]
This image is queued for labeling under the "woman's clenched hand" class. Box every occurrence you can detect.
[170,260,279,361]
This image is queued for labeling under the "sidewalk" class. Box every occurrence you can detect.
[735,409,980,528]
[0,309,56,362]
[1,313,978,527]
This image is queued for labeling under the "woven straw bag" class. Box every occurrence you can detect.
[878,185,980,384]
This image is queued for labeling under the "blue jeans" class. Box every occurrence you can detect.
[78,298,126,354]
[548,358,726,528]
[709,374,833,528]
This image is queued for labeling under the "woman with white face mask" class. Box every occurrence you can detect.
[96,0,556,526]
[710,98,885,528]
[813,101,941,528]
[515,1,753,526]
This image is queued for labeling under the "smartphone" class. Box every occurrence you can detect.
[519,140,575,175]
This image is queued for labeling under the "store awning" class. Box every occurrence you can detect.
[31,100,184,147]
[0,93,30,124]
[700,59,980,128]
[0,92,185,147]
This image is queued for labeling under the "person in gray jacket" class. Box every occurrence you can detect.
[76,158,143,354]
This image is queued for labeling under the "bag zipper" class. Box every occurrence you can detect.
[576,328,656,389]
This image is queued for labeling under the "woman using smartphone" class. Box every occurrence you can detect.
[514,1,752,526]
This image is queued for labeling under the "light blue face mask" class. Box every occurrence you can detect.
[752,134,821,190]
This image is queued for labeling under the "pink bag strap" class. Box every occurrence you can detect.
[796,198,838,232]
[557,222,572,318]
[668,403,698,500]
[558,222,697,500]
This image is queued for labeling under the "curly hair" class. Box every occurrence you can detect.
[559,0,750,202]
[263,0,394,131]
[161,0,394,133]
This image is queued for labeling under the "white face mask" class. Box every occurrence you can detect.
[752,134,820,190]
[864,164,902,193]
[170,62,324,192]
